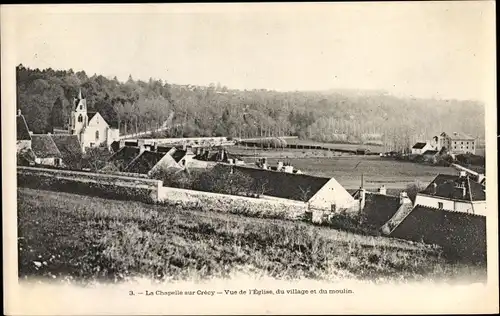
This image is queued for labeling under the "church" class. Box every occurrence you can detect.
[57,89,120,152]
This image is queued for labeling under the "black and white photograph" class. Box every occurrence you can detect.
[2,2,498,315]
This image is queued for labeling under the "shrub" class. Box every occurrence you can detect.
[405,181,426,203]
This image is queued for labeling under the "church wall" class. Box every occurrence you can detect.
[82,114,110,149]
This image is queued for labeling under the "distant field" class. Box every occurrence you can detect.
[17,188,485,284]
[285,138,384,153]
[239,156,456,190]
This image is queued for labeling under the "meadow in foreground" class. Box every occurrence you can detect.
[18,188,486,285]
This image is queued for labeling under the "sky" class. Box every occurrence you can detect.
[4,2,496,102]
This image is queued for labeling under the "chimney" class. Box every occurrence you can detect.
[459,171,467,178]
[378,185,387,195]
[139,145,146,154]
[400,191,411,205]
[277,161,284,171]
[17,109,21,116]
[284,165,294,173]
[359,188,366,210]
[462,184,467,198]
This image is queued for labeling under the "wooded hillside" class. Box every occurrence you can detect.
[16,65,485,151]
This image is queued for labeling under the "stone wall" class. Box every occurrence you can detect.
[158,186,307,220]
[17,166,162,203]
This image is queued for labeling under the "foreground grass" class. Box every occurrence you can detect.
[18,188,486,285]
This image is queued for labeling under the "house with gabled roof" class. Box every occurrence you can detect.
[30,134,64,167]
[211,164,355,211]
[411,142,433,155]
[385,205,486,262]
[101,146,142,172]
[51,135,83,168]
[414,172,486,216]
[125,150,181,175]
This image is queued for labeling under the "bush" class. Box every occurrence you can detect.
[405,181,426,203]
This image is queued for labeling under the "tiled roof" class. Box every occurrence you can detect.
[361,192,401,227]
[419,174,486,202]
[107,146,141,171]
[446,132,475,140]
[16,115,31,141]
[126,151,167,174]
[51,135,82,162]
[412,142,427,149]
[31,134,63,158]
[212,164,330,201]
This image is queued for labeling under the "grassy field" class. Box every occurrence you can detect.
[236,155,456,190]
[18,188,485,285]
[285,138,384,152]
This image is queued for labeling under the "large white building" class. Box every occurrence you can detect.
[68,89,120,151]
[414,172,486,216]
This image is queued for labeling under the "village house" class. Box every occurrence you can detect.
[411,141,435,155]
[59,89,120,152]
[437,132,476,155]
[414,172,486,216]
[385,204,486,262]
[30,134,64,167]
[126,150,181,176]
[352,185,413,229]
[17,110,83,168]
[102,145,190,175]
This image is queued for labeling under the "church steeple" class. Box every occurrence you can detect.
[69,88,88,137]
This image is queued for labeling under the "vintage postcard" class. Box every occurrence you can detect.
[2,2,498,315]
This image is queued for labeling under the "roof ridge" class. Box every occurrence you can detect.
[414,204,485,217]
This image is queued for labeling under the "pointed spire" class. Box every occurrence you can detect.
[78,88,83,100]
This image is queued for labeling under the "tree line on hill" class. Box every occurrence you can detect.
[16,65,485,151]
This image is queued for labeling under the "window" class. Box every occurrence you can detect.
[55,158,61,166]
[438,202,443,209]
[78,114,83,123]
[461,141,463,144]
[90,143,95,148]
[95,130,99,140]
[80,104,83,110]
